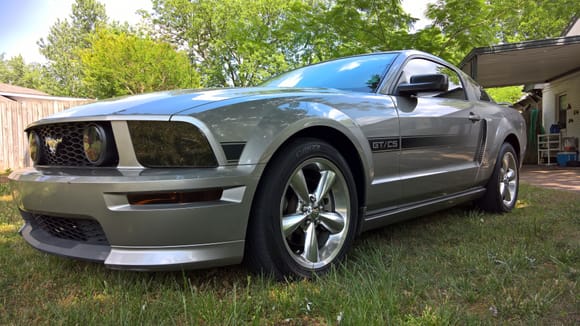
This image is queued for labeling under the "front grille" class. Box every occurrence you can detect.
[28,214,109,245]
[29,122,118,167]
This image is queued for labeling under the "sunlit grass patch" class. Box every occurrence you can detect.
[0,223,18,233]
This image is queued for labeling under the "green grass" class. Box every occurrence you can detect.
[1,182,578,325]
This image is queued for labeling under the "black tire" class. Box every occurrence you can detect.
[244,138,358,279]
[477,142,519,213]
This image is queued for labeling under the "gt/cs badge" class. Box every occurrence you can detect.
[369,138,400,152]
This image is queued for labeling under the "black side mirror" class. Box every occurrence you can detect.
[396,74,449,96]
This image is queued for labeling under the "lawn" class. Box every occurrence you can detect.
[0,181,578,325]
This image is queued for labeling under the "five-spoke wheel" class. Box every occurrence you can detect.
[281,158,350,269]
[478,142,519,213]
[499,151,518,208]
[245,138,357,279]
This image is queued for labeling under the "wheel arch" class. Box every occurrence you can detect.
[246,126,368,240]
[289,126,367,210]
[504,133,522,164]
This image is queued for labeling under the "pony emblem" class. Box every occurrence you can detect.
[45,137,63,155]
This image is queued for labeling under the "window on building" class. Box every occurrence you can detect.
[557,93,567,129]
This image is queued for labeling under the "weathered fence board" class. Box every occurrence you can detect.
[0,100,92,170]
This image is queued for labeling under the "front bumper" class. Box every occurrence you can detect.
[9,165,262,270]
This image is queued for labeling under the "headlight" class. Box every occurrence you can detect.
[127,121,218,167]
[28,131,42,164]
[83,124,115,165]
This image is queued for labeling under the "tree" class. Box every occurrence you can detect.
[143,0,415,87]
[78,28,199,99]
[424,0,580,64]
[38,0,108,96]
[487,86,523,104]
[490,0,580,43]
[0,54,45,90]
[315,0,415,57]
[144,0,297,87]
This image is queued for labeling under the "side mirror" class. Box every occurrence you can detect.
[396,74,449,96]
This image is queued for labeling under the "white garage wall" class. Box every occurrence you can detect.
[542,70,580,140]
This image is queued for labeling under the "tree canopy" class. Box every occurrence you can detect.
[1,0,578,103]
[424,0,580,64]
[0,54,44,90]
[79,28,199,98]
[37,0,108,96]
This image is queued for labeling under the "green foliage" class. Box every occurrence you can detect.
[487,86,524,104]
[425,0,500,64]
[4,0,577,96]
[425,0,580,64]
[312,0,416,57]
[38,0,108,96]
[145,0,295,87]
[0,54,45,90]
[79,28,199,98]
[490,0,580,43]
[144,0,415,86]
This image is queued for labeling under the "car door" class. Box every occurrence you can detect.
[392,58,482,203]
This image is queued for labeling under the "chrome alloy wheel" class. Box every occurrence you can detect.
[280,158,350,270]
[499,151,518,207]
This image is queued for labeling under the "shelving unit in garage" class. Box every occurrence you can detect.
[537,133,561,165]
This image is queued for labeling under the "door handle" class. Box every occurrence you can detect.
[468,112,481,122]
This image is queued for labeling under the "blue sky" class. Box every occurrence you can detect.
[0,0,151,63]
[0,0,431,64]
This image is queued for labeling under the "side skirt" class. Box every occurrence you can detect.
[361,187,486,232]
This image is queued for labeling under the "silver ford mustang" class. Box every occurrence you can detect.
[9,51,526,278]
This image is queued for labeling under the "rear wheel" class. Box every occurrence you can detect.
[245,138,358,279]
[478,142,519,212]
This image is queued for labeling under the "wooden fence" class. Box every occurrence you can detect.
[0,100,92,171]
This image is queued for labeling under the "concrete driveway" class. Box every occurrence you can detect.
[520,165,580,192]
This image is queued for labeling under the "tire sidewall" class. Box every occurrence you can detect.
[254,138,358,278]
[490,143,519,212]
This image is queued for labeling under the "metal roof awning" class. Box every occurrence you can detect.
[459,35,580,88]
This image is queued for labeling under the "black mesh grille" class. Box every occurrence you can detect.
[29,122,118,167]
[28,214,109,245]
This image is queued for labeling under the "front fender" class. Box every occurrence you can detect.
[182,96,374,187]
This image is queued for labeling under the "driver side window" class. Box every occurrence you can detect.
[398,59,466,100]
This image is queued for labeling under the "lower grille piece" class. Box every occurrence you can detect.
[28,214,109,245]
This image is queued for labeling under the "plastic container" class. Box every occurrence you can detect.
[562,137,578,151]
[557,152,578,167]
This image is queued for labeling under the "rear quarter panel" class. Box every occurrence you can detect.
[475,102,527,184]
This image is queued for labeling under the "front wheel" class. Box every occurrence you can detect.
[245,138,358,279]
[478,142,519,213]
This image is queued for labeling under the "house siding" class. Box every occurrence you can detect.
[542,69,580,140]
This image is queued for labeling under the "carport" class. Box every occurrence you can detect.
[459,35,580,88]
[459,33,580,167]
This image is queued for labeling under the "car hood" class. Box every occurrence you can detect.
[46,87,340,119]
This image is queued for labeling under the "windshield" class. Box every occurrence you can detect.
[261,53,398,93]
